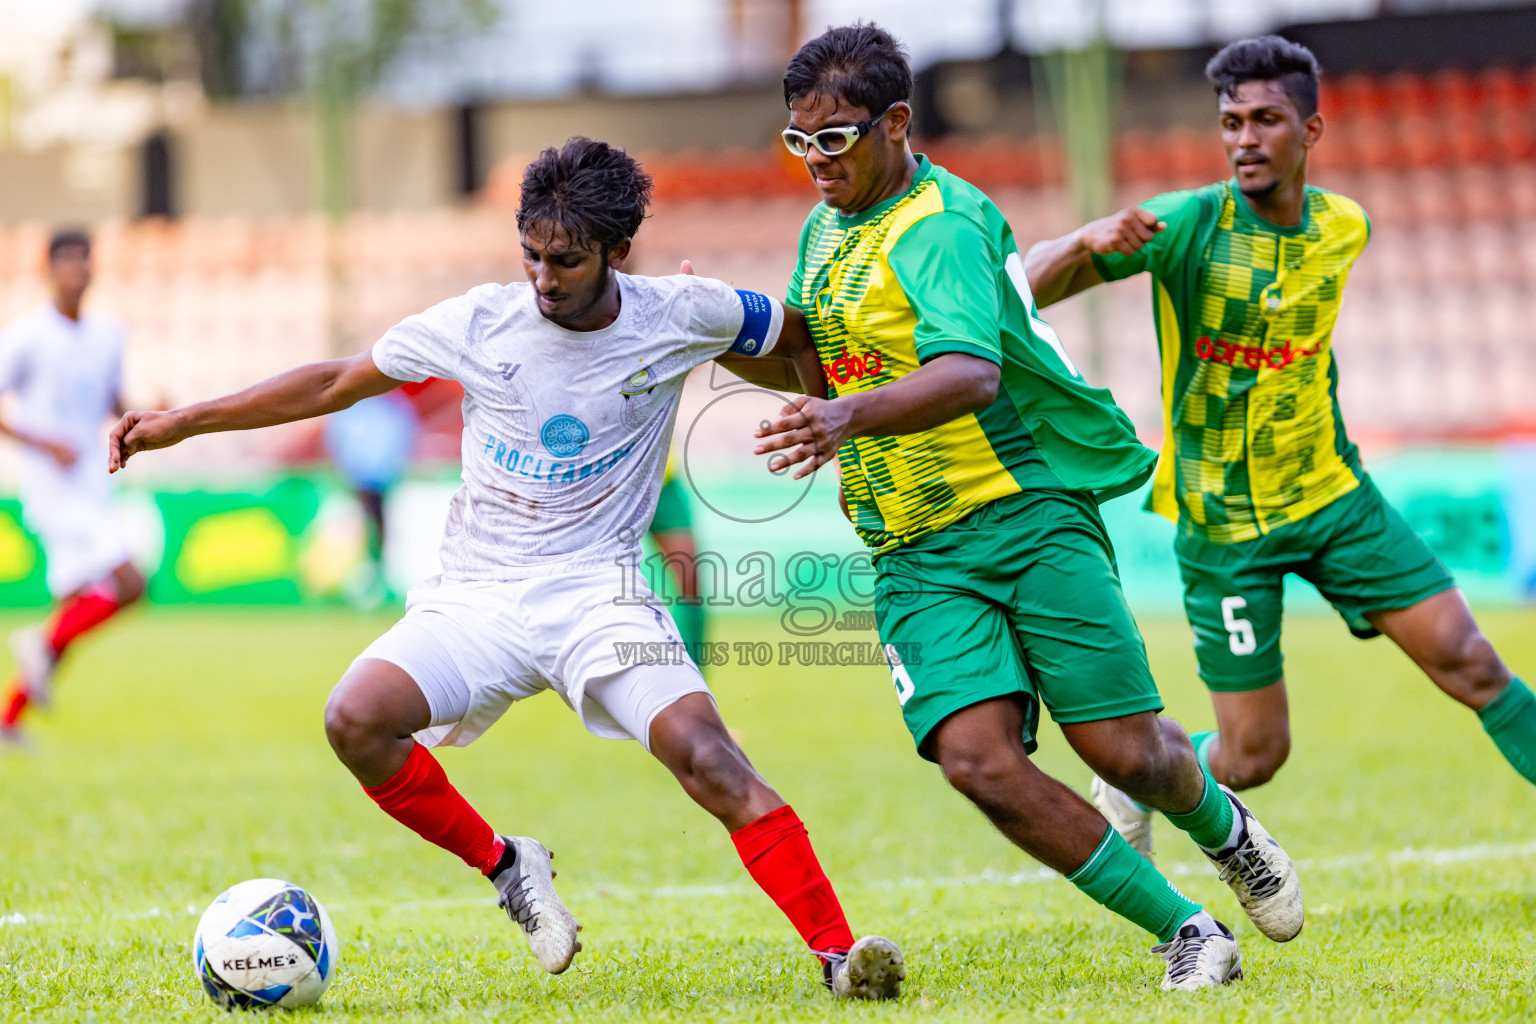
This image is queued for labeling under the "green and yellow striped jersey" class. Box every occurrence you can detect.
[1093,180,1370,544]
[788,155,1155,554]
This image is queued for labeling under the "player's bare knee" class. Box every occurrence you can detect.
[1089,741,1166,799]
[939,744,1023,808]
[1223,758,1278,790]
[1225,730,1289,789]
[323,685,388,761]
[941,750,1045,832]
[321,690,359,757]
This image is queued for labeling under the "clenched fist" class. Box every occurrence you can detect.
[108,409,186,472]
[1078,206,1165,258]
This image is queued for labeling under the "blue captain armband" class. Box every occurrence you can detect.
[729,290,781,356]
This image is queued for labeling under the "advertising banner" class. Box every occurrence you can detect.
[0,446,1530,612]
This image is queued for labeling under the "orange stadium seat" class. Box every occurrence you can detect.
[1115,129,1172,184]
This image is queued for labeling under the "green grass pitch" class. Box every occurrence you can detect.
[2,606,1534,1021]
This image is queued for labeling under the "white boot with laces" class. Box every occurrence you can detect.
[1153,912,1242,991]
[488,836,582,974]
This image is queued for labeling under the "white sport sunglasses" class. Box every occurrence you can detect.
[781,103,900,157]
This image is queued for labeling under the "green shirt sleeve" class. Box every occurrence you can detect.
[1090,188,1205,282]
[886,212,1002,366]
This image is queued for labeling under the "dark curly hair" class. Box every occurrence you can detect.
[516,137,653,254]
[783,22,912,115]
[1206,36,1321,119]
[48,228,91,261]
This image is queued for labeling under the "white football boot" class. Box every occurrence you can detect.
[1153,914,1242,990]
[1203,786,1304,942]
[488,836,582,974]
[1090,775,1155,860]
[9,627,55,709]
[823,935,905,1000]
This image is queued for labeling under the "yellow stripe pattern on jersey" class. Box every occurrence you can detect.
[796,180,1019,550]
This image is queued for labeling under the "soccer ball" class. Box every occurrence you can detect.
[192,878,338,1010]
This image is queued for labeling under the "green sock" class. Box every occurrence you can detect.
[1478,678,1536,785]
[1067,826,1202,942]
[1190,730,1219,777]
[1163,767,1237,853]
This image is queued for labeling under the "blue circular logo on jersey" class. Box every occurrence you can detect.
[541,414,590,458]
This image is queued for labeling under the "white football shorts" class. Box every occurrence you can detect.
[353,569,711,751]
[24,489,131,599]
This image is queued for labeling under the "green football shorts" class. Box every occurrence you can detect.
[1177,475,1456,692]
[649,474,693,535]
[873,489,1165,762]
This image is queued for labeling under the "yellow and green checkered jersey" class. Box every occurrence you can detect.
[1092,180,1370,544]
[788,155,1155,554]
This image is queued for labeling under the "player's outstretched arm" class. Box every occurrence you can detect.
[1024,207,1164,309]
[754,352,997,479]
[109,350,402,472]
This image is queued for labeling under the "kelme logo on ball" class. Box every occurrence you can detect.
[541,414,590,458]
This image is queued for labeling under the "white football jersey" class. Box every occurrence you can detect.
[0,302,124,506]
[371,272,782,580]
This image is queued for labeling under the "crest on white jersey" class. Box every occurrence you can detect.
[620,365,657,397]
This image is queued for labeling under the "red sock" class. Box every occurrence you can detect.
[1,680,26,728]
[47,589,123,659]
[362,743,503,873]
[731,805,854,957]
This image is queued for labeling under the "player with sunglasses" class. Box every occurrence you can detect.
[754,23,1306,991]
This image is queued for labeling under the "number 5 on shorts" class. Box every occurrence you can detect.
[1221,596,1257,656]
[885,644,915,705]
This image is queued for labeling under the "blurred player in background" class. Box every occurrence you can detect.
[109,138,903,999]
[1026,36,1536,853]
[756,24,1301,991]
[0,230,145,744]
[648,453,707,664]
[322,388,421,607]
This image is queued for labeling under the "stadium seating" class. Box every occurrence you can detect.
[0,66,1530,461]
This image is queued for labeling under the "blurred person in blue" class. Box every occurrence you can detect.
[0,229,146,744]
[323,388,421,606]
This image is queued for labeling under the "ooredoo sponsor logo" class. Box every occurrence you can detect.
[1195,336,1322,370]
[824,349,885,386]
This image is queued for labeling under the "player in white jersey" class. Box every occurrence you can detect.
[0,230,146,743]
[108,138,903,998]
